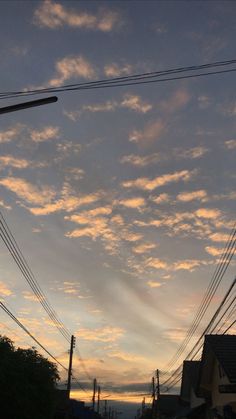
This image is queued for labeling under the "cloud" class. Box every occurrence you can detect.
[120,153,162,167]
[22,291,40,302]
[64,101,117,120]
[0,177,55,205]
[30,190,102,216]
[30,126,60,142]
[34,0,121,31]
[0,156,30,169]
[198,95,211,109]
[225,139,236,150]
[104,63,133,77]
[108,351,145,362]
[195,208,221,219]
[145,257,168,270]
[0,281,13,297]
[161,89,190,113]
[147,280,162,288]
[151,193,170,204]
[175,146,209,159]
[120,94,152,113]
[173,260,204,271]
[118,197,146,209]
[122,169,195,191]
[76,326,124,342]
[129,119,165,144]
[0,200,11,210]
[64,94,151,121]
[209,232,229,243]
[0,124,23,144]
[205,246,224,256]
[177,190,207,202]
[48,55,96,87]
[132,243,156,254]
[163,327,187,342]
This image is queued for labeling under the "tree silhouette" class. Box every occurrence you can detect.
[0,335,60,419]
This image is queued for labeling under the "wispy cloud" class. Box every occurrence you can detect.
[129,119,165,144]
[225,139,236,150]
[205,246,224,256]
[0,281,13,297]
[104,63,133,77]
[0,124,23,144]
[177,190,207,202]
[30,126,60,142]
[48,56,96,87]
[122,169,195,191]
[147,280,162,288]
[34,0,122,32]
[151,193,170,204]
[132,242,156,254]
[76,326,124,342]
[175,146,209,159]
[120,153,162,167]
[160,89,190,113]
[0,156,30,169]
[0,177,55,206]
[120,94,152,113]
[195,208,221,219]
[108,350,145,362]
[118,197,146,209]
[64,94,152,121]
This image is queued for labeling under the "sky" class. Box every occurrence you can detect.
[0,0,236,416]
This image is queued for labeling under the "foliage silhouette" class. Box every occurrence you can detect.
[0,335,60,419]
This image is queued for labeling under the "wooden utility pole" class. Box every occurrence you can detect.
[142,397,146,415]
[92,378,97,411]
[67,335,76,399]
[97,385,101,414]
[104,400,108,419]
[156,369,160,400]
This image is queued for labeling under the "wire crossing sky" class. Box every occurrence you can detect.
[0,1,236,416]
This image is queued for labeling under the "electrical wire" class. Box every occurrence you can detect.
[0,300,68,371]
[160,226,236,381]
[0,58,236,100]
[0,211,93,381]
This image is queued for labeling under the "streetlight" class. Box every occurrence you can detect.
[0,96,58,115]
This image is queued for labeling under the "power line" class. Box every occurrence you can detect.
[0,300,68,371]
[0,211,93,381]
[160,225,236,381]
[0,58,236,100]
[161,277,236,392]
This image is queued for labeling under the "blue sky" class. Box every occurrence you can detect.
[0,0,235,412]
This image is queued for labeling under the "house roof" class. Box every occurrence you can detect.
[180,361,201,401]
[205,334,236,383]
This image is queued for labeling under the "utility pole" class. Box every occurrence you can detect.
[104,400,108,419]
[142,397,146,415]
[97,385,101,414]
[152,376,155,407]
[0,96,58,115]
[92,378,97,411]
[156,369,160,400]
[67,335,76,399]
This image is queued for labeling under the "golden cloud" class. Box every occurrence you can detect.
[177,190,207,202]
[120,153,162,167]
[0,281,13,297]
[132,243,156,254]
[118,197,146,209]
[76,326,124,342]
[147,280,162,288]
[122,169,194,191]
[195,208,221,219]
[48,55,96,87]
[0,177,55,206]
[34,0,121,32]
[30,126,60,142]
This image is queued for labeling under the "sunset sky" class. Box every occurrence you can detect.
[0,0,236,415]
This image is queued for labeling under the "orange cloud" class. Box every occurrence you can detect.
[122,170,194,191]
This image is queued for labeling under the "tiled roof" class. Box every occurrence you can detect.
[205,334,236,383]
